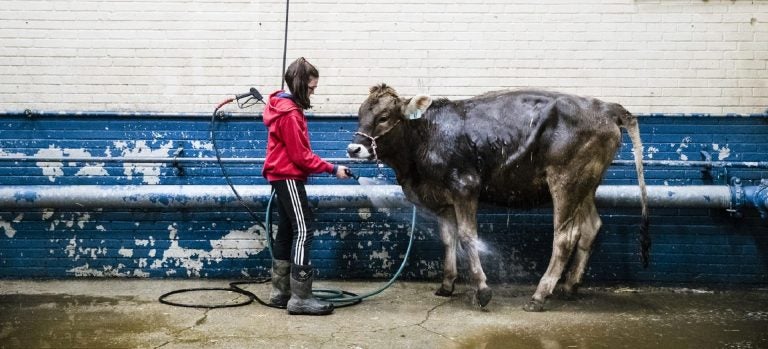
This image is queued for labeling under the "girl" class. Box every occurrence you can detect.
[262,57,349,315]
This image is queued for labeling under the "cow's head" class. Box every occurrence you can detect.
[347,84,432,160]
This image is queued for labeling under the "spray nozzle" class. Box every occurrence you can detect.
[235,87,264,108]
[344,168,359,180]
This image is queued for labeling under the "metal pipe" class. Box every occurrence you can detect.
[2,155,767,169]
[5,111,767,118]
[3,110,356,119]
[0,185,404,209]
[594,185,732,209]
[0,156,367,164]
[2,185,765,215]
[611,159,768,169]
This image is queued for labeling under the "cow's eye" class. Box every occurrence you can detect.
[378,116,389,123]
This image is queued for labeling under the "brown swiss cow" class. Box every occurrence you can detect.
[347,84,649,311]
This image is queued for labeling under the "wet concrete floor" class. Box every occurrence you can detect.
[0,279,766,348]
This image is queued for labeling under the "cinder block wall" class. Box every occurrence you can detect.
[1,113,767,284]
[1,1,767,283]
[1,0,766,114]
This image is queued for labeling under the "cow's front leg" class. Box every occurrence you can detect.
[454,199,492,307]
[435,210,458,297]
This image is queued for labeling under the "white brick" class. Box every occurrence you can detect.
[0,0,766,114]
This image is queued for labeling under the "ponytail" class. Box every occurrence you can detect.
[284,57,318,109]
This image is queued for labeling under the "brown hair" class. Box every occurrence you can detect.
[284,57,318,110]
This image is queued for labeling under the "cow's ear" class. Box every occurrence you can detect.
[402,94,432,120]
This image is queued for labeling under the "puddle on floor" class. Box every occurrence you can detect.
[0,294,173,349]
[458,321,768,349]
[457,290,768,349]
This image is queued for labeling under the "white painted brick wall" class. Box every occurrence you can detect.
[0,0,766,114]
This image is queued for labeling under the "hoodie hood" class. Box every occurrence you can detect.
[263,90,301,127]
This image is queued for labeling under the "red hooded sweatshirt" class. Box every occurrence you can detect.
[262,90,336,182]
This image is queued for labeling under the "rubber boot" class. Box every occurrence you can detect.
[287,264,334,315]
[269,259,291,307]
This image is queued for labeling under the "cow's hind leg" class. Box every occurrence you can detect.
[561,197,601,298]
[523,206,581,312]
[435,210,458,297]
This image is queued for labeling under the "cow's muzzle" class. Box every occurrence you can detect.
[346,143,372,160]
[348,120,400,162]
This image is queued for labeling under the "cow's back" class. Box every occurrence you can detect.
[416,89,623,208]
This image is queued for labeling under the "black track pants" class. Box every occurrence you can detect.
[270,179,313,266]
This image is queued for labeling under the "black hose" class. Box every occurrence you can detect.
[158,102,362,309]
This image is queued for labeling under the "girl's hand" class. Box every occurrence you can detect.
[336,165,350,179]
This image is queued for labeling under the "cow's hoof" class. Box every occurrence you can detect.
[522,299,545,312]
[434,285,454,297]
[476,288,493,308]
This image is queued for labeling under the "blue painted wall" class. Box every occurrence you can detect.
[1,112,767,285]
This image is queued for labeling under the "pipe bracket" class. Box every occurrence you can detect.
[728,177,745,218]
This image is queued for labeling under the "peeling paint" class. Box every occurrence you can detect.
[1,219,17,238]
[42,209,55,220]
[75,164,108,177]
[32,147,108,182]
[51,212,92,231]
[149,223,266,277]
[67,263,136,277]
[35,147,65,182]
[77,246,107,260]
[65,236,78,258]
[210,225,268,258]
[675,137,691,161]
[358,208,372,220]
[646,146,659,159]
[118,248,134,258]
[113,140,174,185]
[713,144,731,160]
[190,140,214,151]
[371,248,392,270]
[0,149,24,157]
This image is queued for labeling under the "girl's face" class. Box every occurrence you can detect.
[308,77,318,96]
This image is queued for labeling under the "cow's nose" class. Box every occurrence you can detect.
[347,144,362,156]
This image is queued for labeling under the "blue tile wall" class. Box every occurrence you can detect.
[0,112,766,286]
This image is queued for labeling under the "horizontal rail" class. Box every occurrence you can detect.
[1,110,355,119]
[2,156,767,169]
[0,184,738,209]
[4,110,768,118]
[0,156,367,164]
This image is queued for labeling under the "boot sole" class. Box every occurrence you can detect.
[287,305,334,316]
[287,309,334,315]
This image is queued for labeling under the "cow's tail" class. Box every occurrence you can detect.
[618,109,650,268]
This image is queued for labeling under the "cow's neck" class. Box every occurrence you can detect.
[378,120,423,186]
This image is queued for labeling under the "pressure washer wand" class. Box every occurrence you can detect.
[234,87,264,108]
[344,168,360,180]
